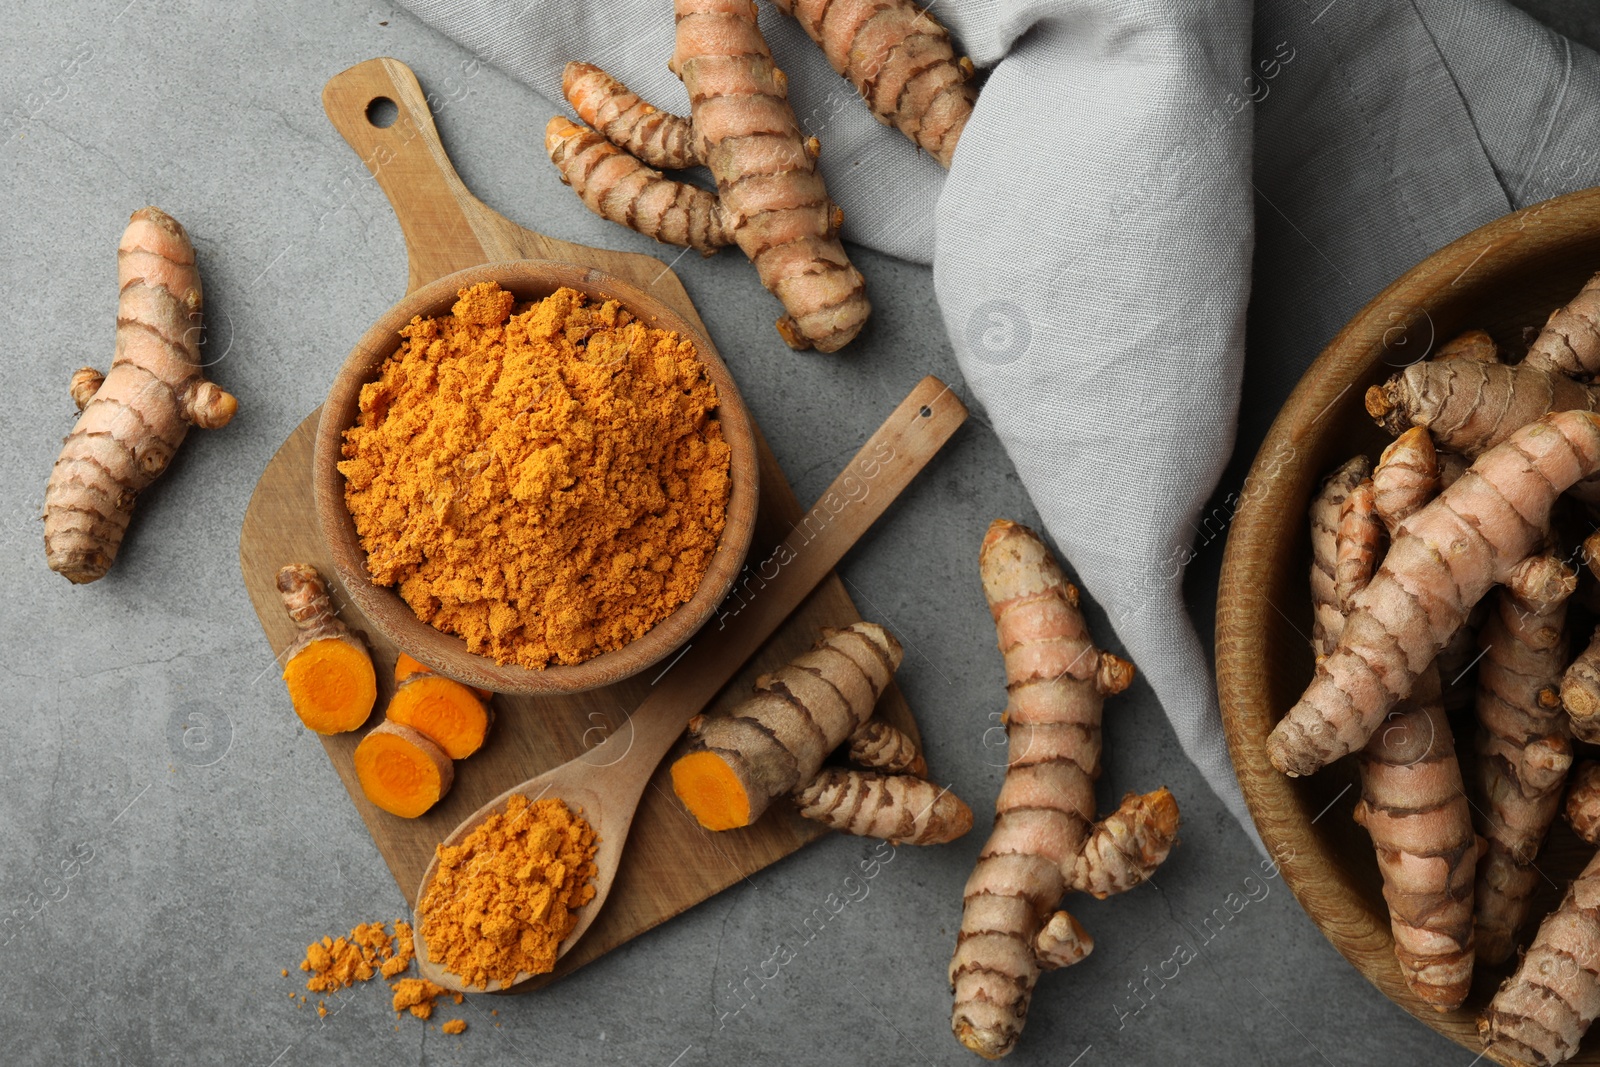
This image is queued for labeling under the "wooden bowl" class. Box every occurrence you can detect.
[1217,185,1600,1059]
[313,261,758,696]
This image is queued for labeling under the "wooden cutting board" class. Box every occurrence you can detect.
[237,57,923,985]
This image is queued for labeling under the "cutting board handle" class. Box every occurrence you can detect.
[323,57,497,293]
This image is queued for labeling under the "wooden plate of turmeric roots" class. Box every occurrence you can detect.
[1219,184,1600,1066]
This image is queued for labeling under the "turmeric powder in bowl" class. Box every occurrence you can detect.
[338,281,731,670]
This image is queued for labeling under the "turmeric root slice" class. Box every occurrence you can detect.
[792,769,972,845]
[670,622,903,831]
[354,722,454,819]
[846,719,926,776]
[393,652,493,702]
[1480,847,1600,1066]
[277,564,376,735]
[385,675,493,760]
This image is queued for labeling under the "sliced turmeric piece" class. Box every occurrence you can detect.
[354,722,454,818]
[385,674,493,760]
[278,564,376,734]
[394,652,493,702]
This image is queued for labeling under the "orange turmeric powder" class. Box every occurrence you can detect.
[339,281,731,669]
[418,794,599,987]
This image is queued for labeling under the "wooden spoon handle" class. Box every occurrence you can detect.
[604,375,968,769]
[322,57,493,292]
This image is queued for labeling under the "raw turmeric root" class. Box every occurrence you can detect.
[1065,788,1180,899]
[772,0,976,167]
[1474,554,1578,965]
[385,674,493,760]
[1308,456,1370,658]
[546,116,732,256]
[1367,358,1600,457]
[1480,847,1600,1066]
[1520,270,1600,379]
[670,622,902,830]
[1561,533,1600,742]
[43,207,238,583]
[1322,443,1479,1010]
[847,719,926,776]
[1334,478,1382,613]
[562,61,699,169]
[1268,409,1600,778]
[277,564,377,735]
[950,520,1177,1060]
[1565,761,1600,846]
[1373,427,1441,532]
[353,721,454,819]
[793,769,971,845]
[553,0,872,352]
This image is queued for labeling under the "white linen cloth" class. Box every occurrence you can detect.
[396,0,1600,832]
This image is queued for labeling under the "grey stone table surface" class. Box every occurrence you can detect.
[0,1,1587,1065]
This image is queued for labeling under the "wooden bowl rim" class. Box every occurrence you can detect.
[312,260,759,696]
[1216,185,1600,1055]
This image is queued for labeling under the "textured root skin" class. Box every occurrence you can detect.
[1561,625,1600,743]
[1522,271,1600,379]
[1309,456,1371,658]
[951,520,1167,1060]
[672,0,869,352]
[44,207,238,583]
[792,769,972,844]
[1374,427,1441,532]
[1268,410,1600,778]
[563,61,699,169]
[1566,761,1600,846]
[353,721,454,819]
[1335,479,1383,614]
[1065,788,1180,899]
[772,0,976,167]
[1366,359,1600,458]
[1354,667,1477,1010]
[847,718,926,776]
[1473,556,1576,966]
[546,117,731,255]
[671,622,902,830]
[1480,848,1600,1067]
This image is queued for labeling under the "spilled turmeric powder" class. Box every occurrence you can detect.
[339,281,731,669]
[418,794,599,986]
[299,920,411,993]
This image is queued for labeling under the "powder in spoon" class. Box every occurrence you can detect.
[418,794,599,987]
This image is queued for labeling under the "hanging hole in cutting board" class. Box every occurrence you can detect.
[366,96,398,128]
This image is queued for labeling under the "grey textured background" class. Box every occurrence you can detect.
[0,1,1585,1064]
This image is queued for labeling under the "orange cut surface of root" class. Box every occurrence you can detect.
[354,722,454,818]
[283,637,377,734]
[386,674,492,760]
[393,652,492,701]
[670,749,751,831]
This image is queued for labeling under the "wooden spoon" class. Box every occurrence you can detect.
[412,375,967,992]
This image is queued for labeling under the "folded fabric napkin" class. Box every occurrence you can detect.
[397,0,1600,833]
